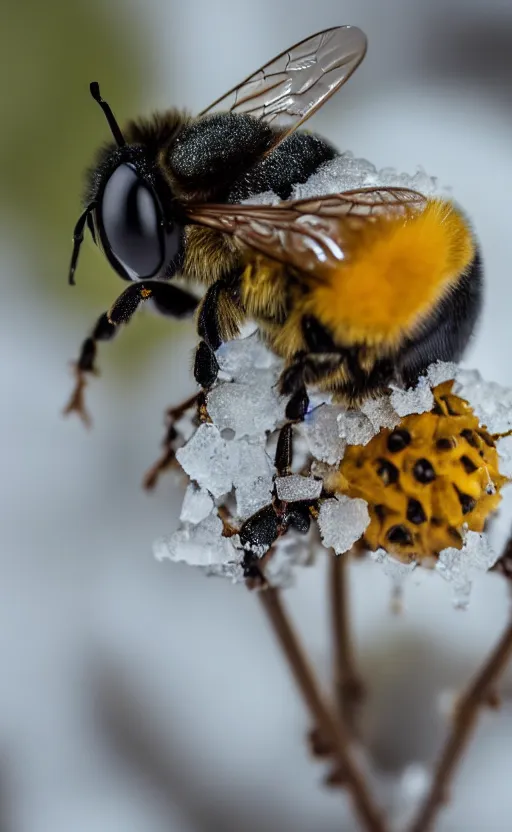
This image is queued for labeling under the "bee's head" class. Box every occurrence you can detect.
[68,82,183,286]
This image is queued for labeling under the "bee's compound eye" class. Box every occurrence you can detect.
[101,164,164,278]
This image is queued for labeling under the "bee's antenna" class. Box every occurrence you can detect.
[90,81,126,147]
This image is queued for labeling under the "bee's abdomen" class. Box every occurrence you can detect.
[303,199,478,351]
[398,248,483,385]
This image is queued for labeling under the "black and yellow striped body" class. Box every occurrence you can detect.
[239,198,482,404]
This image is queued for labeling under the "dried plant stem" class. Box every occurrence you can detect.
[330,552,365,737]
[258,587,387,832]
[409,615,512,832]
[143,392,200,490]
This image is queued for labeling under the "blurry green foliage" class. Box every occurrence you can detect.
[1,0,183,374]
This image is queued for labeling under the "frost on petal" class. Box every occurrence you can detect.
[455,369,512,435]
[360,396,401,432]
[180,484,214,525]
[337,410,376,446]
[175,423,236,498]
[234,441,275,520]
[207,375,285,439]
[436,531,498,608]
[376,165,440,195]
[426,361,458,387]
[215,331,279,380]
[154,514,238,567]
[371,548,417,587]
[301,404,346,465]
[390,376,434,417]
[291,152,378,198]
[208,335,286,438]
[204,544,245,583]
[291,153,438,201]
[242,190,281,206]
[275,475,323,502]
[307,390,333,409]
[264,533,314,589]
[318,496,370,555]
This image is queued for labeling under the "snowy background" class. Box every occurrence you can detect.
[3,0,512,829]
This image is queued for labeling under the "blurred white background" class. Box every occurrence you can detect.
[3,0,512,829]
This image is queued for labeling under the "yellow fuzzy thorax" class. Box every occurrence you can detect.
[325,381,508,562]
[303,199,475,349]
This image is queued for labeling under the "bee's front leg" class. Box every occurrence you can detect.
[63,312,117,426]
[147,276,243,489]
[64,281,198,427]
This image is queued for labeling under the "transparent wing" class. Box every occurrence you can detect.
[199,26,367,145]
[186,188,427,274]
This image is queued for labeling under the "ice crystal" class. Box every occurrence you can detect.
[318,496,371,555]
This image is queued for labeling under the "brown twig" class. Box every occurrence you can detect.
[330,552,365,737]
[143,392,200,490]
[408,615,512,832]
[491,533,512,582]
[258,586,387,832]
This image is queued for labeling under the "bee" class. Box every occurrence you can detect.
[65,26,482,461]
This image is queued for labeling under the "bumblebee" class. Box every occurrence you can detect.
[65,26,482,447]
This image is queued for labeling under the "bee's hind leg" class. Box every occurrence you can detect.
[279,351,344,425]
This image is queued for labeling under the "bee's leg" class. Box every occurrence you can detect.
[63,312,116,427]
[240,498,314,587]
[275,422,293,476]
[193,282,224,388]
[278,352,342,430]
[64,281,198,426]
[276,354,340,464]
[285,385,310,421]
[279,316,341,421]
[240,426,316,583]
[193,278,242,388]
[280,353,342,398]
[194,341,220,389]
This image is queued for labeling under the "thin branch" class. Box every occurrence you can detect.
[330,552,365,737]
[491,533,512,582]
[258,586,387,832]
[408,615,512,832]
[143,392,200,490]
